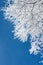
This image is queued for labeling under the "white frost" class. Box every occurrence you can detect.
[2,0,43,63]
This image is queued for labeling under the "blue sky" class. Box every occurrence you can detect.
[0,0,43,65]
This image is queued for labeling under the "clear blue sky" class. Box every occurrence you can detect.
[0,0,43,65]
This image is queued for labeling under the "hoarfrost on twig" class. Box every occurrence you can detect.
[1,0,43,63]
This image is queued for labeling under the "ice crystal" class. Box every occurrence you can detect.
[1,0,43,63]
